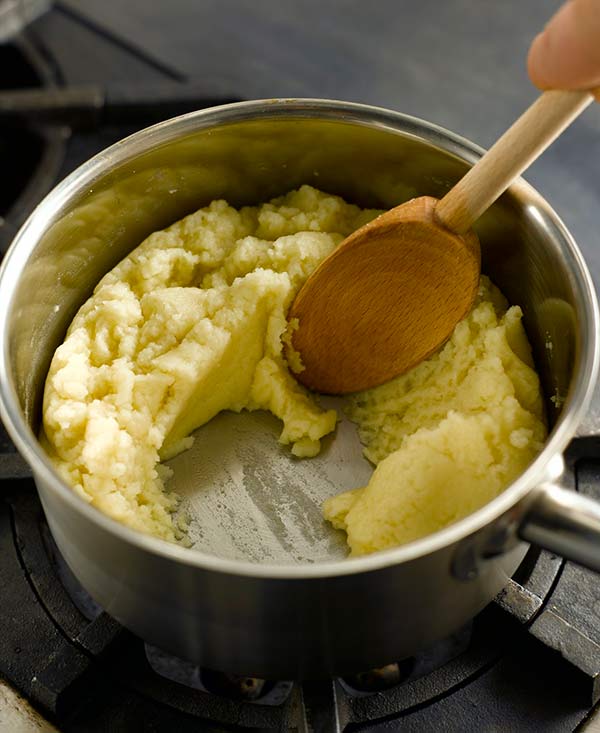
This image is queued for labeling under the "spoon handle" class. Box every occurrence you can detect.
[435,89,594,234]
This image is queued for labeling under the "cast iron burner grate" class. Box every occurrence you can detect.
[0,47,46,213]
[2,439,600,731]
[0,38,66,253]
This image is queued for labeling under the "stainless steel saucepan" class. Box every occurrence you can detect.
[1,99,600,679]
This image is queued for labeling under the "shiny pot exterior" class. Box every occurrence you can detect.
[37,465,527,678]
[0,100,598,678]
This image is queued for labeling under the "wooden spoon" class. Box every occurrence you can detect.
[287,90,594,394]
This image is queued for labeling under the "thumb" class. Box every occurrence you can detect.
[528,0,600,94]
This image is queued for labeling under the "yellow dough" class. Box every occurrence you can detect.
[41,186,378,541]
[42,184,546,554]
[322,277,547,555]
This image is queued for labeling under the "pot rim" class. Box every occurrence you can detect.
[0,98,598,579]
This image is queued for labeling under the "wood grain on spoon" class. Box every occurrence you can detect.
[287,89,594,394]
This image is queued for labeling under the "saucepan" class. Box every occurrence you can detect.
[1,99,600,679]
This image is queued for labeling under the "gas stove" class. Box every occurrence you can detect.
[2,6,600,732]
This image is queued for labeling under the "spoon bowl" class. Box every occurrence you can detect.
[288,196,479,394]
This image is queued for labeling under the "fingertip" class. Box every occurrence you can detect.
[527,31,551,89]
[527,0,600,91]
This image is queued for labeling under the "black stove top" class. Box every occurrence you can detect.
[2,15,600,732]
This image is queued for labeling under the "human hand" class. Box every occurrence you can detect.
[528,0,600,99]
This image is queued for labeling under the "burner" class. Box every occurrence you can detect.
[343,662,416,693]
[1,439,600,731]
[146,647,295,706]
[198,670,271,702]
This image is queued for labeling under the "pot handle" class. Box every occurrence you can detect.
[519,482,600,572]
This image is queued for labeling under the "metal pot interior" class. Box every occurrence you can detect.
[2,102,594,566]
